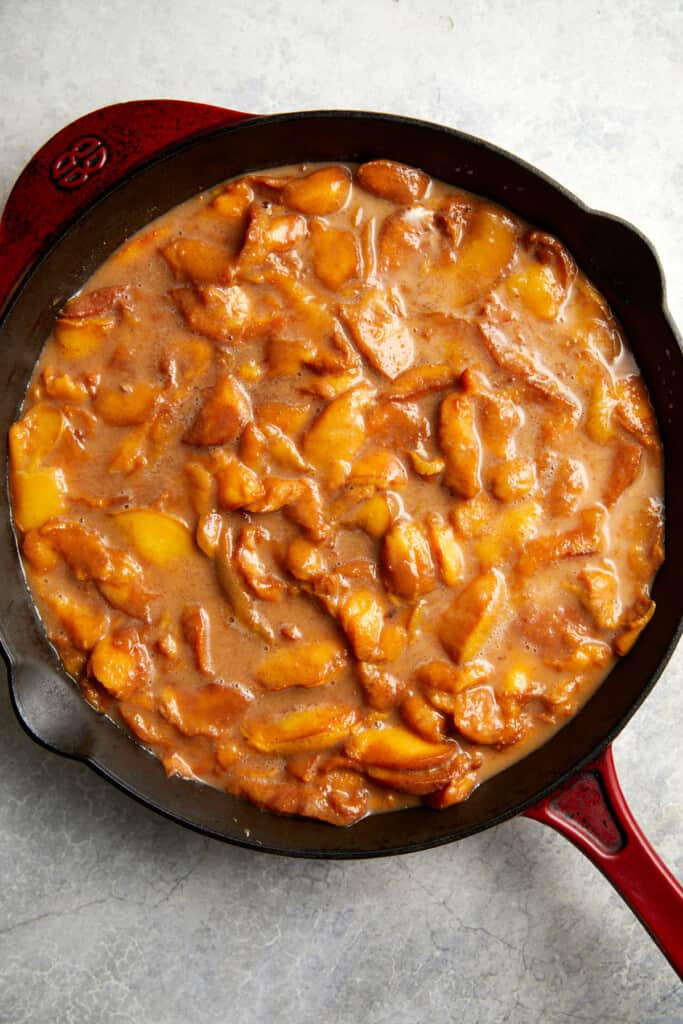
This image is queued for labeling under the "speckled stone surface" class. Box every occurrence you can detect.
[0,2,681,1021]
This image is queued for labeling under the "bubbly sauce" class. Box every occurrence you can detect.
[9,160,664,824]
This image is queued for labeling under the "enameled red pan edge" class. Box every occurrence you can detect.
[1,100,681,975]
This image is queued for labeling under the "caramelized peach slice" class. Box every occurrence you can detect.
[342,492,400,539]
[210,179,254,220]
[255,400,311,437]
[336,587,384,660]
[234,524,289,602]
[346,725,454,770]
[602,443,642,507]
[89,630,152,699]
[310,220,359,290]
[162,238,234,284]
[183,375,251,446]
[613,597,656,655]
[348,450,407,490]
[475,499,542,569]
[439,569,505,664]
[119,702,178,748]
[54,316,113,358]
[171,284,251,342]
[282,166,351,215]
[242,705,356,754]
[215,455,265,510]
[547,457,587,517]
[434,207,517,307]
[159,682,253,737]
[285,536,327,581]
[9,403,64,471]
[41,369,93,403]
[181,605,215,676]
[400,693,448,742]
[425,513,464,588]
[93,382,157,426]
[489,457,537,502]
[517,506,606,576]
[215,529,275,643]
[382,520,436,599]
[356,160,429,204]
[438,392,481,498]
[427,771,479,808]
[614,375,659,449]
[451,685,511,745]
[255,640,347,690]
[303,384,375,484]
[342,289,414,379]
[506,262,566,321]
[387,363,454,400]
[11,468,67,531]
[115,509,193,566]
[578,561,622,630]
[585,376,615,445]
[45,591,109,651]
[366,399,429,449]
[356,662,406,711]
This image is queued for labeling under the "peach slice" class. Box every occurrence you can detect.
[346,725,454,770]
[9,403,64,471]
[115,509,193,566]
[303,384,375,483]
[382,520,436,599]
[310,221,359,290]
[255,640,347,690]
[183,375,251,446]
[342,289,414,380]
[12,467,67,532]
[282,166,351,215]
[89,630,152,699]
[242,705,356,754]
[356,160,429,204]
[159,682,253,737]
[438,392,481,498]
[94,383,157,426]
[439,569,505,664]
[161,237,234,284]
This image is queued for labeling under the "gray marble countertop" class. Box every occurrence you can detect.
[1,2,681,1021]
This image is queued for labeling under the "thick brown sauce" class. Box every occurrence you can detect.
[9,160,664,825]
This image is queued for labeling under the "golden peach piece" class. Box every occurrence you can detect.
[346,725,454,770]
[262,424,310,472]
[115,509,193,566]
[343,493,399,539]
[242,705,356,754]
[215,455,264,510]
[367,398,430,449]
[96,551,157,623]
[342,289,414,380]
[615,375,659,449]
[382,520,436,599]
[517,506,606,577]
[310,220,359,290]
[506,263,565,321]
[426,513,463,588]
[160,681,253,738]
[348,450,407,490]
[171,284,251,342]
[183,375,251,446]
[375,620,408,663]
[54,316,113,358]
[435,207,517,307]
[377,208,430,272]
[400,693,448,743]
[356,160,429,204]
[211,179,254,220]
[439,569,505,664]
[239,423,267,471]
[196,512,223,558]
[547,457,587,517]
[626,498,665,583]
[12,467,67,532]
[22,529,60,572]
[303,384,375,483]
[613,597,656,655]
[418,660,493,714]
[215,740,244,770]
[603,443,643,508]
[285,536,327,581]
[9,403,64,472]
[255,400,311,437]
[476,499,543,568]
[41,369,92,403]
[585,376,615,444]
[184,461,215,514]
[427,771,479,808]
[215,530,275,643]
[109,424,148,475]
[119,702,177,748]
[46,591,109,651]
[578,561,622,631]
[159,336,213,389]
[356,662,406,711]
[477,392,523,459]
[407,451,445,478]
[438,392,481,498]
[161,237,234,284]
[93,382,157,426]
[40,521,112,580]
[489,457,537,503]
[234,524,289,602]
[89,630,152,699]
[451,492,497,539]
[181,605,215,677]
[367,758,462,796]
[282,166,351,215]
[338,588,385,661]
[387,363,455,400]
[255,640,347,690]
[451,685,510,745]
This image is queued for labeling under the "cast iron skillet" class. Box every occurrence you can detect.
[0,102,681,972]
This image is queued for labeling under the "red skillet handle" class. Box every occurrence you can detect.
[0,99,255,311]
[524,745,683,976]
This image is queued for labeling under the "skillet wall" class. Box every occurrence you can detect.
[0,111,681,858]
